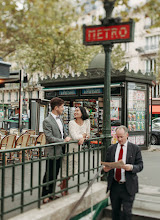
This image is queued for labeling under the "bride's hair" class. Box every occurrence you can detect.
[78,106,89,120]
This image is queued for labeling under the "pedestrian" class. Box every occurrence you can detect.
[103,125,143,220]
[42,97,71,204]
[60,106,90,196]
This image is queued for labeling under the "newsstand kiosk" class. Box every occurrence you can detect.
[40,54,155,149]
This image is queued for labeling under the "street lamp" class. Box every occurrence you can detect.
[18,69,28,134]
[101,0,117,25]
[103,0,116,17]
[101,0,116,163]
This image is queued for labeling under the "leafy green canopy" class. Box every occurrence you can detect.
[0,0,102,77]
[3,0,159,77]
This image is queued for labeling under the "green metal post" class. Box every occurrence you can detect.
[102,44,113,162]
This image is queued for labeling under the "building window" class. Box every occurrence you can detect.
[125,62,129,70]
[145,35,160,50]
[8,92,11,102]
[23,91,25,101]
[145,59,156,74]
[29,91,32,99]
[2,93,4,102]
[15,92,18,101]
[144,17,151,29]
[37,91,39,99]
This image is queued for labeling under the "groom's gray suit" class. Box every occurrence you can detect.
[43,114,66,157]
[42,114,66,198]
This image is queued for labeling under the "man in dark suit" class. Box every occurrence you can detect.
[103,125,143,220]
[42,97,71,204]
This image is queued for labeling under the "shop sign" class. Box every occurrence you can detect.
[81,88,103,95]
[59,90,77,96]
[128,82,146,91]
[45,91,57,99]
[83,20,134,46]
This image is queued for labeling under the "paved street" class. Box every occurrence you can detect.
[0,145,160,220]
[139,146,160,187]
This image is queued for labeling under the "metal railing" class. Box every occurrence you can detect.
[0,136,106,220]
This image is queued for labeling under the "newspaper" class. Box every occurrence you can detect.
[101,160,125,169]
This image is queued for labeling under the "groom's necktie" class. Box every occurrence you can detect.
[115,145,123,182]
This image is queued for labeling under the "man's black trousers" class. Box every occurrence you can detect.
[110,179,135,220]
[42,158,61,197]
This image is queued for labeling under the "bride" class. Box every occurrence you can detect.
[60,106,90,196]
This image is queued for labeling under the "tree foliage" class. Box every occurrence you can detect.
[1,0,160,79]
[132,0,160,28]
[111,44,126,70]
[0,0,101,78]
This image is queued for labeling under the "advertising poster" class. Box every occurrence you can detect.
[111,99,120,120]
[128,88,145,131]
[111,126,117,144]
[128,135,144,145]
[128,136,136,144]
[0,110,4,118]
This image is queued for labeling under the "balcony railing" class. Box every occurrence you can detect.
[0,136,106,220]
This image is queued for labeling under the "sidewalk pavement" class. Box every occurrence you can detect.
[139,145,160,187]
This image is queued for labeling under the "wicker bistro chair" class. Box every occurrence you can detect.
[35,133,46,146]
[15,133,30,162]
[25,130,36,146]
[30,133,46,158]
[9,128,19,135]
[25,129,36,135]
[0,134,17,165]
[0,128,8,136]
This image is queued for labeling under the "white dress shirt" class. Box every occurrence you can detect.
[114,141,128,182]
[50,112,63,139]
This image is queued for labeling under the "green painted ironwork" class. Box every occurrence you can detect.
[0,136,109,219]
[70,198,108,220]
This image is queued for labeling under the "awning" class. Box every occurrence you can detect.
[150,105,160,114]
[43,83,123,91]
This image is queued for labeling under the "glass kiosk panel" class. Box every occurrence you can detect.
[127,82,147,146]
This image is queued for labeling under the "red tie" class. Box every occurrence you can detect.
[115,145,123,182]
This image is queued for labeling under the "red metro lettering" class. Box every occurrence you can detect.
[86,24,130,42]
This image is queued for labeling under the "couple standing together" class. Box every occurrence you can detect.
[42,97,90,204]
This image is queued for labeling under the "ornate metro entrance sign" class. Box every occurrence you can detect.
[83,20,135,46]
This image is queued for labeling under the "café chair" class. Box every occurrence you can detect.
[0,134,17,165]
[30,133,46,158]
[0,128,8,136]
[15,133,30,162]
[10,128,19,135]
[24,129,36,135]
[35,133,46,146]
[21,128,28,134]
[25,129,36,146]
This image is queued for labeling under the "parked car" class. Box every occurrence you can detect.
[152,117,160,127]
[151,123,160,145]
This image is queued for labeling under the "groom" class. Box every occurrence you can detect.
[42,97,71,203]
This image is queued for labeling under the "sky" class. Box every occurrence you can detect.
[129,0,146,6]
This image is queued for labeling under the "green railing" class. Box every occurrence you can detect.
[0,136,106,220]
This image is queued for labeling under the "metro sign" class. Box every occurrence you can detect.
[83,20,135,46]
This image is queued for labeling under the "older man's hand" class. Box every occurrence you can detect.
[103,166,112,172]
[122,164,133,171]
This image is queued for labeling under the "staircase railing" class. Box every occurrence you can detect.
[0,136,106,220]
